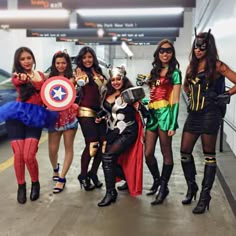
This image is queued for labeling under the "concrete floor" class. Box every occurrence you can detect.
[0,97,236,236]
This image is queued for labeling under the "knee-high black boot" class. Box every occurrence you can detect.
[181,153,198,204]
[192,162,216,214]
[146,159,161,196]
[98,153,118,207]
[151,164,173,205]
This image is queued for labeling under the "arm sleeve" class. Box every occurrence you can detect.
[169,103,179,131]
[171,69,182,85]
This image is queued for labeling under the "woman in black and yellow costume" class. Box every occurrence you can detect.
[181,29,236,214]
[74,47,107,191]
[145,39,182,205]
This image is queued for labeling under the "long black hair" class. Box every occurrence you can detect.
[188,31,219,81]
[12,47,37,101]
[12,47,36,73]
[106,66,133,96]
[148,39,179,85]
[74,46,104,76]
[49,51,73,79]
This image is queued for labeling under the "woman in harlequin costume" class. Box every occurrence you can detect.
[181,29,236,214]
[47,51,78,194]
[145,39,182,205]
[74,46,107,191]
[0,47,57,204]
[97,66,144,207]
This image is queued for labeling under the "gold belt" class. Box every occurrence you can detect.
[78,106,96,117]
[148,100,169,109]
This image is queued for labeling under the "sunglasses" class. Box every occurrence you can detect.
[159,47,173,54]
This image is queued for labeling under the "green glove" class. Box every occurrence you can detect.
[169,103,179,131]
[142,97,149,105]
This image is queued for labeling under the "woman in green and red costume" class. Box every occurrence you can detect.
[145,39,182,205]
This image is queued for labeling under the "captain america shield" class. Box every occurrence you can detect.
[41,76,76,111]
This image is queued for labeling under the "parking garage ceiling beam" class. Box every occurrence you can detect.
[18,0,196,9]
[26,28,179,38]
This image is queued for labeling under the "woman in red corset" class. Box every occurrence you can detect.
[145,39,182,205]
[74,47,107,191]
[0,47,57,204]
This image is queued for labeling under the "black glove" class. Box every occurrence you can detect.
[96,109,107,119]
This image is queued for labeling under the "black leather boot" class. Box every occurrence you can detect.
[117,182,128,191]
[151,164,173,205]
[98,189,118,207]
[87,171,103,188]
[17,183,27,204]
[30,181,40,201]
[146,159,161,196]
[78,175,95,191]
[116,165,128,191]
[181,153,198,205]
[192,163,216,214]
[98,153,117,207]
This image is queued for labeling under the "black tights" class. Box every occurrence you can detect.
[145,128,173,165]
[79,117,106,176]
[181,131,217,155]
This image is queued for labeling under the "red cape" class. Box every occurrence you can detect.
[117,112,144,196]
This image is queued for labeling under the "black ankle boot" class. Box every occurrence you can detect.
[87,171,103,188]
[30,181,40,201]
[117,182,128,191]
[78,174,95,191]
[17,183,27,204]
[98,189,118,207]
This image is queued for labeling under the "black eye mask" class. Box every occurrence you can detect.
[194,38,207,51]
[159,47,173,54]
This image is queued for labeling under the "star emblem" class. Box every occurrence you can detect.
[52,86,67,101]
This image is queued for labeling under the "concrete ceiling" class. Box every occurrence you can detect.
[0,0,196,45]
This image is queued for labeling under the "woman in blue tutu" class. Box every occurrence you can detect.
[0,47,57,204]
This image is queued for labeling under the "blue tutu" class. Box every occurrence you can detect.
[0,101,58,129]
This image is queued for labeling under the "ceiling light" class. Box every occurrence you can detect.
[97,28,105,37]
[0,10,69,19]
[77,8,183,17]
[121,42,133,57]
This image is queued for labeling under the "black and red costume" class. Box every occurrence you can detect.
[98,95,144,207]
[77,67,107,189]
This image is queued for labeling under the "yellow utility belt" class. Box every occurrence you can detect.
[148,100,169,109]
[78,106,97,117]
